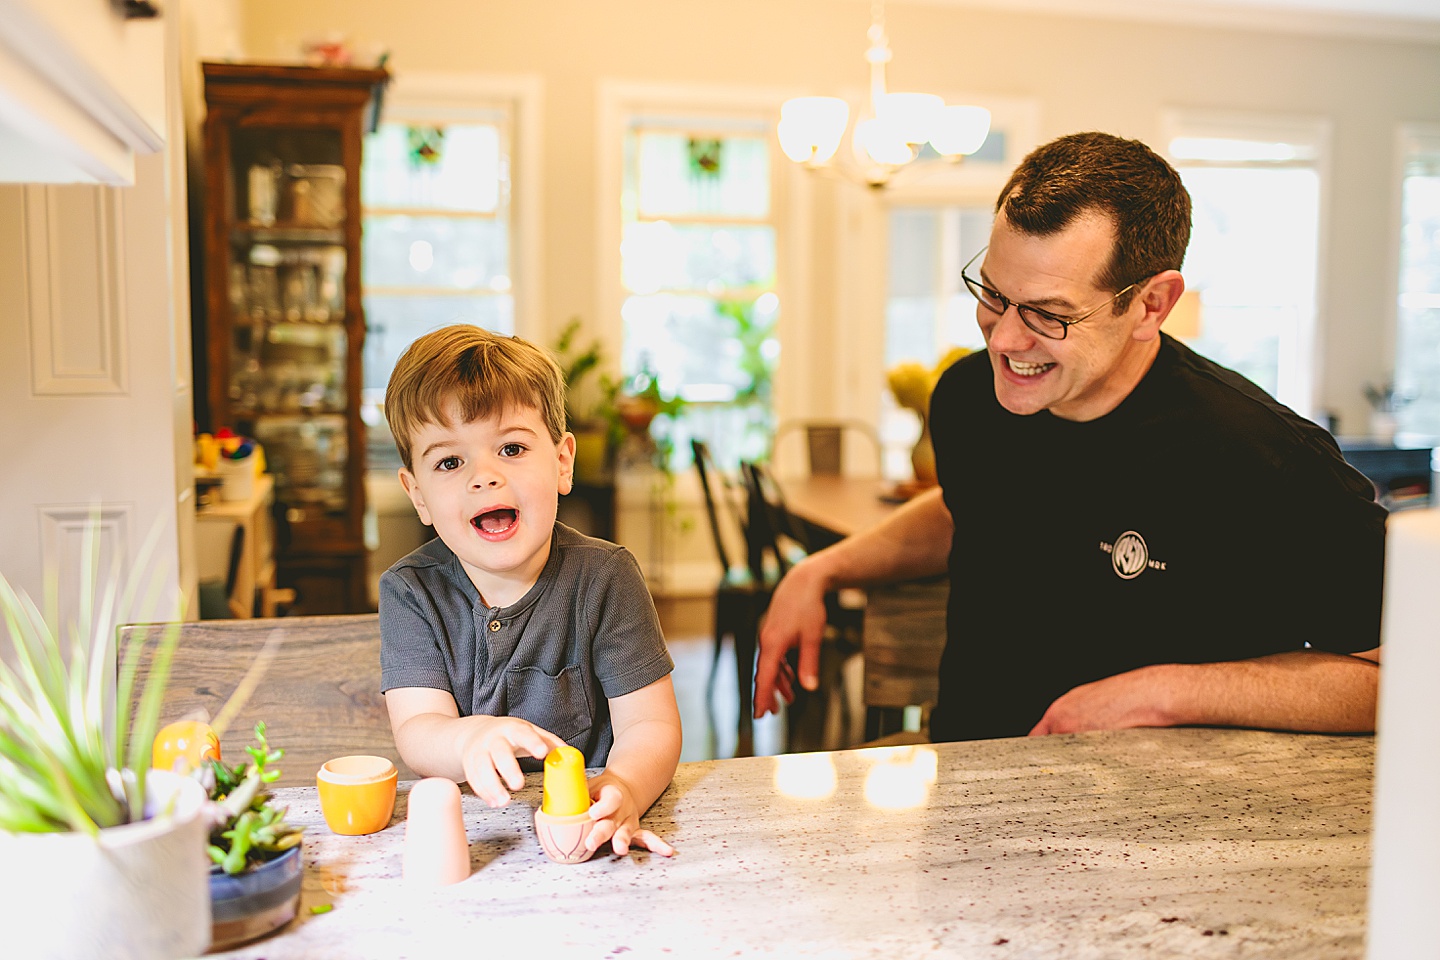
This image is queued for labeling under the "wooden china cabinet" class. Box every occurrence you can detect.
[200,62,389,614]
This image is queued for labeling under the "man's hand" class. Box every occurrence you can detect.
[457,716,566,806]
[584,772,675,857]
[753,560,830,717]
[1028,666,1176,736]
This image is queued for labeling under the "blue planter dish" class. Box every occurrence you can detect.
[208,845,303,951]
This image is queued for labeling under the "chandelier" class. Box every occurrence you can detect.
[776,0,991,188]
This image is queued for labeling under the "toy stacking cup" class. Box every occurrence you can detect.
[403,778,470,887]
[534,745,596,863]
[316,756,398,835]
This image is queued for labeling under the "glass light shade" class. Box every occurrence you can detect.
[855,116,916,167]
[928,105,992,157]
[875,92,944,145]
[777,97,850,164]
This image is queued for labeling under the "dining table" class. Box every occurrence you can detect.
[209,727,1373,959]
[777,473,907,541]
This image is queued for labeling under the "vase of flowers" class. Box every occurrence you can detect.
[886,346,971,487]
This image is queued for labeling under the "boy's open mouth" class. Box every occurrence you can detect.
[472,508,518,534]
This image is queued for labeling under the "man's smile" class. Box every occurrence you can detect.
[1005,356,1056,378]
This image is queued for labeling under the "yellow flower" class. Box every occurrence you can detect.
[887,346,972,414]
[887,362,932,413]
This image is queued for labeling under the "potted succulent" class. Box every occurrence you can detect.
[199,721,305,951]
[0,542,212,959]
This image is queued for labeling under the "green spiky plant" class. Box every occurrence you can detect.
[0,522,181,835]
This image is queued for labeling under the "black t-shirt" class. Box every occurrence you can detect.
[927,335,1386,742]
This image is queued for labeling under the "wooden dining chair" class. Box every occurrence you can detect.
[741,459,866,750]
[123,613,416,787]
[691,438,774,757]
[860,577,948,740]
[772,419,882,478]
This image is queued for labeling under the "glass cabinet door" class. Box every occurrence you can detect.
[226,126,354,526]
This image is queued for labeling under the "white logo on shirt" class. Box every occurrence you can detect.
[1099,530,1168,580]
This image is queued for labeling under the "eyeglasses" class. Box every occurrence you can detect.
[960,246,1142,341]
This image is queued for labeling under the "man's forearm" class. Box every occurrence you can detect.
[1031,649,1380,736]
[1160,650,1379,733]
[806,486,954,591]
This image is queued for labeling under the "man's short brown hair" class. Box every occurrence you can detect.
[384,325,567,470]
[996,132,1192,311]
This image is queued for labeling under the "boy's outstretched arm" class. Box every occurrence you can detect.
[586,676,682,856]
[385,686,566,807]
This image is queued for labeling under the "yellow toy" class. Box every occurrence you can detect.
[534,745,595,862]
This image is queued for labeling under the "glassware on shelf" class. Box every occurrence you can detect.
[247,160,282,225]
[282,260,317,322]
[248,245,283,321]
[320,247,346,319]
[289,164,346,227]
[252,414,351,518]
[228,262,248,315]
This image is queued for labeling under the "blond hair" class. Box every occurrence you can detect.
[384,325,567,470]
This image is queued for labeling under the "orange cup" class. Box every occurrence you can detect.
[317,756,398,835]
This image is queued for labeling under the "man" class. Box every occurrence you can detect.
[755,132,1383,742]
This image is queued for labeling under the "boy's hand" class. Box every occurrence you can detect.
[584,772,675,857]
[458,717,566,807]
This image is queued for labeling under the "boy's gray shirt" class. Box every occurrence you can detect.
[379,522,673,767]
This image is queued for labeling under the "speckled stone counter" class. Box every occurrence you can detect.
[209,728,1373,959]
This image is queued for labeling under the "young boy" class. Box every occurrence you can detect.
[379,324,681,857]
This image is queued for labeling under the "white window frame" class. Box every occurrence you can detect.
[597,80,810,422]
[1161,108,1332,419]
[1390,122,1440,435]
[367,71,544,342]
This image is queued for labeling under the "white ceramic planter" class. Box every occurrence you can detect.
[0,769,212,960]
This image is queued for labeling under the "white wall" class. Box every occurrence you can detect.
[0,6,194,659]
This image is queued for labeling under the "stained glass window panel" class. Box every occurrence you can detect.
[633,131,770,218]
[362,122,503,213]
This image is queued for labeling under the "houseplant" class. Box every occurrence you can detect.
[0,532,212,959]
[552,317,625,484]
[202,721,306,950]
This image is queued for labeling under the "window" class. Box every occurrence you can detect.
[882,205,990,477]
[619,116,779,468]
[360,89,519,467]
[1164,113,1328,417]
[1395,126,1440,437]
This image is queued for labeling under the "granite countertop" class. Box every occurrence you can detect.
[209,728,1374,959]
